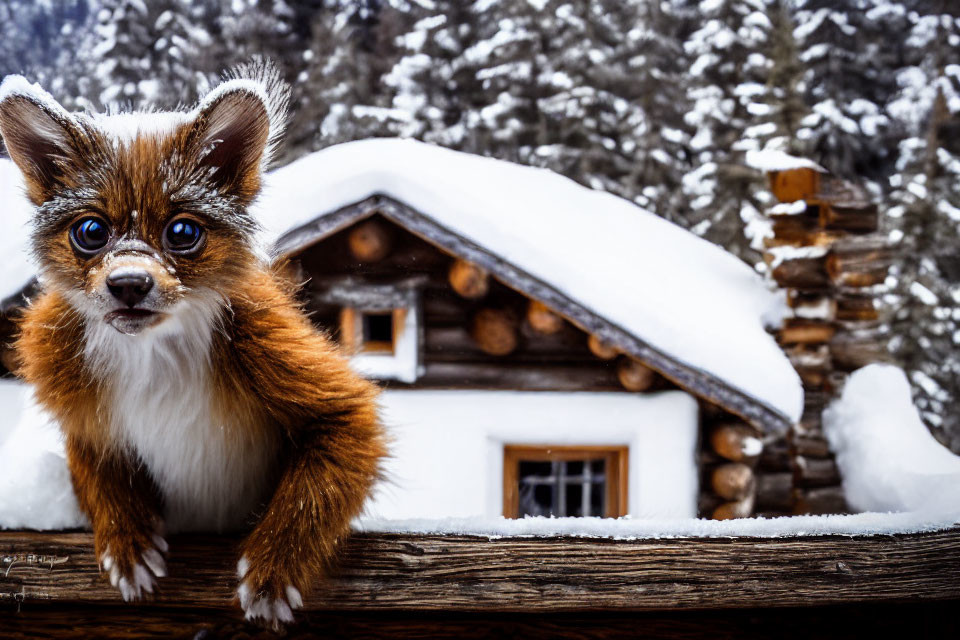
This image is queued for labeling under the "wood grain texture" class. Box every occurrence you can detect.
[5,602,958,640]
[3,529,960,614]
[6,602,960,640]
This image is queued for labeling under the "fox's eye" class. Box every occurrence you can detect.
[164,218,204,253]
[70,217,111,255]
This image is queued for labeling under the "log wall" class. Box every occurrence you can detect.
[761,168,893,516]
[294,216,671,392]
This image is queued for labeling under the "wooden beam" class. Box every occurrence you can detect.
[449,259,490,300]
[3,530,960,613]
[347,218,392,262]
[768,168,820,203]
[7,601,960,639]
[616,358,656,392]
[587,334,619,360]
[471,308,518,356]
[710,463,756,501]
[709,423,763,464]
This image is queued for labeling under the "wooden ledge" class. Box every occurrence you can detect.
[3,528,960,614]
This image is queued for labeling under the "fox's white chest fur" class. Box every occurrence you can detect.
[82,293,279,533]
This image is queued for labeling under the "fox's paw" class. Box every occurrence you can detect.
[236,555,303,628]
[99,533,168,602]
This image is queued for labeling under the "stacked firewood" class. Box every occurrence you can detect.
[760,166,893,515]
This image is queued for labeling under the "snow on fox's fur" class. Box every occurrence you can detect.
[0,65,386,627]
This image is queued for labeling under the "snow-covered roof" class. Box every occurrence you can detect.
[256,139,802,427]
[0,138,803,428]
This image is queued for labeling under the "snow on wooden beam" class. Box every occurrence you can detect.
[709,423,763,464]
[3,530,960,614]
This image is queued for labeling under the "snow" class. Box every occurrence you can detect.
[769,200,807,216]
[356,364,960,537]
[0,159,39,305]
[256,139,802,424]
[365,390,700,520]
[0,75,72,121]
[745,149,826,173]
[0,380,85,530]
[354,510,955,539]
[824,364,960,519]
[2,376,957,538]
[766,245,828,269]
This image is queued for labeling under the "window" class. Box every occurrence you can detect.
[362,312,395,349]
[341,307,406,355]
[503,445,628,518]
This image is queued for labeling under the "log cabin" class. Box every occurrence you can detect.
[2,141,957,639]
[0,139,889,523]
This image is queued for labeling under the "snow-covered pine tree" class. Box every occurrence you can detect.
[215,0,325,73]
[291,0,415,152]
[792,0,908,182]
[682,0,773,261]
[744,0,809,157]
[0,0,96,112]
[385,0,694,222]
[83,0,216,110]
[886,4,960,453]
[613,0,693,223]
[385,1,486,149]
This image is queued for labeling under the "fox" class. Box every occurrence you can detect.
[0,64,386,626]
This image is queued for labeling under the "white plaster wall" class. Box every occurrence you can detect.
[364,390,700,520]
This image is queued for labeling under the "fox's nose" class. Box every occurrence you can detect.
[106,270,154,308]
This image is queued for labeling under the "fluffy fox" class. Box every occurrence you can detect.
[0,65,386,626]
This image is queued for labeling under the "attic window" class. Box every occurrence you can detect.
[363,312,394,347]
[344,309,402,354]
[503,445,628,519]
[328,281,423,383]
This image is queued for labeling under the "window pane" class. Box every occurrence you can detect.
[362,312,394,344]
[516,457,609,518]
[567,482,584,517]
[520,461,552,478]
[591,479,605,516]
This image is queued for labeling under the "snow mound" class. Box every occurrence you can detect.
[0,380,85,530]
[824,364,960,517]
[745,149,826,173]
[0,158,39,305]
[256,139,802,424]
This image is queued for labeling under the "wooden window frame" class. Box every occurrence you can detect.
[503,445,628,519]
[340,307,408,355]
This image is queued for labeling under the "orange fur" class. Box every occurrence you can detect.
[1,69,386,624]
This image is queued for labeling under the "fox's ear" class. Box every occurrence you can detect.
[188,83,273,204]
[0,76,83,203]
